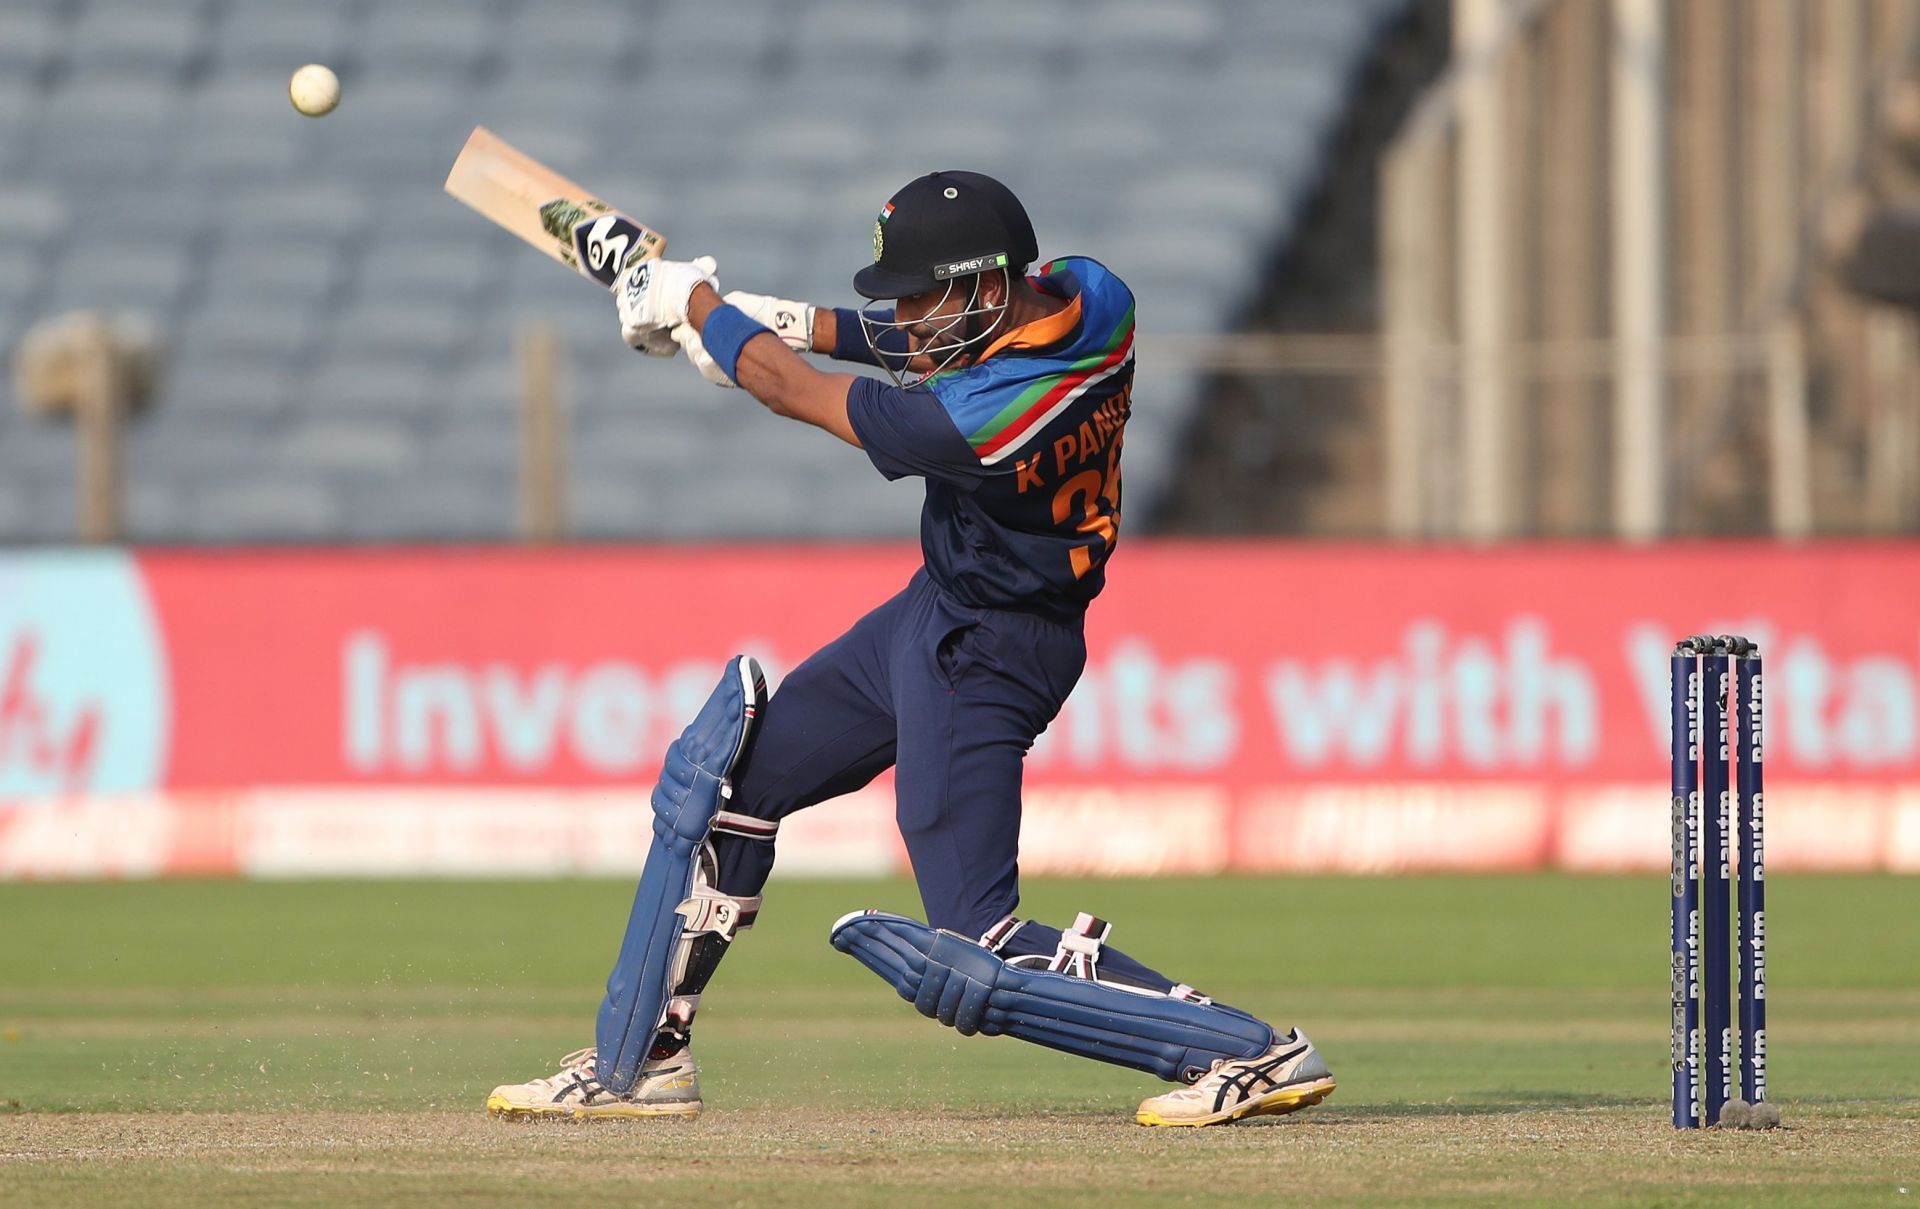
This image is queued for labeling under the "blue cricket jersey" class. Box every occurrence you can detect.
[839,257,1135,620]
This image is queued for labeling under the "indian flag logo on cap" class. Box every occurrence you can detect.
[874,202,894,261]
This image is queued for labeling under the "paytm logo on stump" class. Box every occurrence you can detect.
[0,553,168,797]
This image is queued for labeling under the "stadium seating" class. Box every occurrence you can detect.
[0,0,1404,542]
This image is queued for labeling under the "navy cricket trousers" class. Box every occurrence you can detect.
[713,568,1086,937]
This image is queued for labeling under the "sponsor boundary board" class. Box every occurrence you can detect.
[4,545,1917,876]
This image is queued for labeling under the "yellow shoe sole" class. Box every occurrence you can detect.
[486,1093,702,1122]
[1135,1077,1336,1128]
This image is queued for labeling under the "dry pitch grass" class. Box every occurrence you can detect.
[5,1106,1915,1207]
[2,876,1916,1206]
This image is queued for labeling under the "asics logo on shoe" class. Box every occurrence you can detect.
[1211,1040,1312,1113]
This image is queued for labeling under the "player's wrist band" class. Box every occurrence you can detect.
[701,305,769,381]
[834,307,868,359]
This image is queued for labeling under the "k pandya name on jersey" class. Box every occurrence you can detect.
[1011,386,1131,495]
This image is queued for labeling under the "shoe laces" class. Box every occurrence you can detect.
[551,1047,598,1084]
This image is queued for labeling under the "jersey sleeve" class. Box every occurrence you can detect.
[828,307,909,368]
[845,377,990,487]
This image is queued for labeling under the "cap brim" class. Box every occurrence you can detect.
[853,263,938,300]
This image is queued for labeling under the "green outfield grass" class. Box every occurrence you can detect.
[2,875,1916,1206]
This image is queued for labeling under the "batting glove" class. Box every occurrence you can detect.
[671,322,737,388]
[722,290,815,353]
[617,255,718,350]
[632,327,678,357]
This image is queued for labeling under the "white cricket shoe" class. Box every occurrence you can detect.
[485,1046,702,1121]
[1135,1029,1335,1127]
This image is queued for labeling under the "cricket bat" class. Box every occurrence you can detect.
[444,126,667,289]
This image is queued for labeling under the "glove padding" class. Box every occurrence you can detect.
[618,256,718,350]
[671,323,737,389]
[723,290,814,353]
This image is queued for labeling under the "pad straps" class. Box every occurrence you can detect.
[656,835,775,1059]
[676,885,760,941]
[980,914,1026,953]
[1012,911,1213,1004]
[712,808,779,842]
[1046,912,1113,980]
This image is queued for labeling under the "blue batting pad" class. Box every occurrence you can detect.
[596,656,764,1095]
[830,911,1274,1084]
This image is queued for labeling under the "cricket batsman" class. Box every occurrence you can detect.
[486,171,1334,1128]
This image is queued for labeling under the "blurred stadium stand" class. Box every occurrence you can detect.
[0,0,1408,544]
[1159,0,1445,536]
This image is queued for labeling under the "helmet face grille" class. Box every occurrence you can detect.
[856,270,1011,388]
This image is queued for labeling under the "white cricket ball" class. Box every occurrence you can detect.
[289,64,340,117]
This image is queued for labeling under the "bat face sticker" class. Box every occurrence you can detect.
[575,211,649,286]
